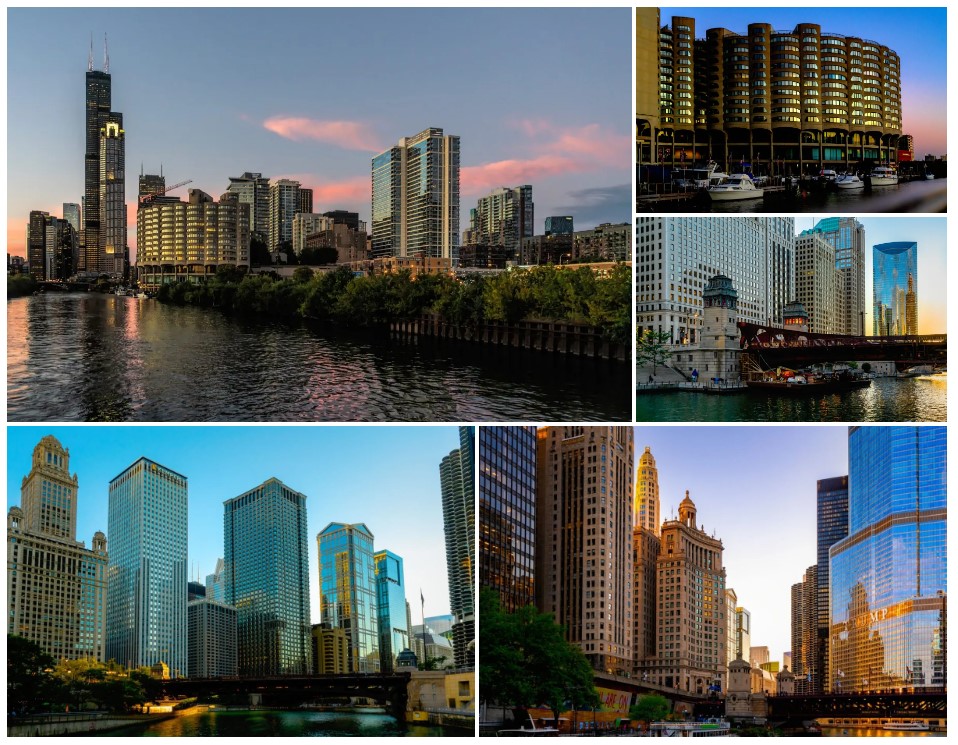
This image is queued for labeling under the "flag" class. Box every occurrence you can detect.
[420,589,424,605]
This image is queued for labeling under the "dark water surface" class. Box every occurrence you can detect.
[8,293,630,422]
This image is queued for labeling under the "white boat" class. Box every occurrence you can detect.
[834,173,864,190]
[925,170,936,180]
[708,174,763,201]
[883,721,929,731]
[819,169,838,182]
[650,720,731,737]
[869,165,899,186]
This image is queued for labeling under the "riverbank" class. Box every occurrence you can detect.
[7,712,175,737]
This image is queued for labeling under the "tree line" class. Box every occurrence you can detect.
[156,263,631,346]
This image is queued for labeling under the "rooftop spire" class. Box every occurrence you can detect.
[88,32,93,72]
[103,33,109,73]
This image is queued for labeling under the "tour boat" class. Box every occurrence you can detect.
[834,174,864,190]
[868,166,899,186]
[650,720,731,737]
[883,721,929,731]
[707,175,763,201]
[747,374,871,394]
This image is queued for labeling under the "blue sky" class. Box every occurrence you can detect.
[659,7,947,155]
[7,8,632,258]
[634,425,850,664]
[7,425,465,624]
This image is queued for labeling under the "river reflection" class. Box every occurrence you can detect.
[8,293,630,422]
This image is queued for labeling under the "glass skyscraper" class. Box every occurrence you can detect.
[106,458,188,677]
[873,241,918,336]
[805,217,866,336]
[828,427,946,693]
[441,427,476,668]
[478,426,536,613]
[815,475,848,694]
[224,478,311,676]
[318,522,379,673]
[375,549,409,673]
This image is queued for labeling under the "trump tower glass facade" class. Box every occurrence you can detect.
[318,522,379,673]
[828,427,946,693]
[873,241,918,336]
[106,458,188,676]
[224,478,311,676]
[375,549,409,673]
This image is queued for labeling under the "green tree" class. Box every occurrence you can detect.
[250,233,271,267]
[8,635,59,715]
[292,266,314,284]
[7,274,38,298]
[636,329,673,375]
[629,694,671,725]
[299,246,339,266]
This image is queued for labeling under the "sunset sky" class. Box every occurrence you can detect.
[7,8,631,260]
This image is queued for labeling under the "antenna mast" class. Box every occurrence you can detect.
[103,33,109,74]
[88,33,93,72]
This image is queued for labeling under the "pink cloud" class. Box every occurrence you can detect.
[461,155,583,195]
[273,174,370,211]
[263,116,382,152]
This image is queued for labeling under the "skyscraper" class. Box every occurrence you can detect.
[205,557,226,604]
[635,446,660,534]
[791,564,819,693]
[440,426,476,668]
[794,231,841,334]
[468,185,534,258]
[187,599,237,678]
[805,217,866,336]
[7,436,108,661]
[226,172,271,239]
[107,457,188,676]
[478,426,536,613]
[536,426,634,675]
[84,40,111,274]
[828,427,946,693]
[371,127,460,260]
[816,476,849,694]
[27,211,50,280]
[99,113,126,275]
[873,241,918,336]
[318,522,379,673]
[268,179,304,252]
[225,478,311,676]
[375,549,410,673]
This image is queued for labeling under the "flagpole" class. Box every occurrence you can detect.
[420,588,426,670]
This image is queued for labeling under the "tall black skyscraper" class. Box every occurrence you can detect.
[815,475,849,694]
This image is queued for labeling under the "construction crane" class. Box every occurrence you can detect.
[138,178,193,205]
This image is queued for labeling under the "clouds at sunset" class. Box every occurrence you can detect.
[262,116,383,152]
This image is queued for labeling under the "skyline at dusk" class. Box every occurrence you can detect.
[658,7,947,158]
[7,8,631,261]
[6,425,463,627]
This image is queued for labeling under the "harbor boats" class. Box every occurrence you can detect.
[650,720,731,738]
[818,169,838,183]
[708,174,763,201]
[834,173,864,190]
[747,371,871,394]
[868,165,899,186]
[882,721,929,731]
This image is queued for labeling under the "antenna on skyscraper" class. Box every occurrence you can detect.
[88,33,94,72]
[104,33,109,73]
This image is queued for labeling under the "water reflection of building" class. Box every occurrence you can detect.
[828,427,946,693]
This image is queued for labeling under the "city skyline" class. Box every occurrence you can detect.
[6,426,462,628]
[657,7,947,156]
[7,8,631,260]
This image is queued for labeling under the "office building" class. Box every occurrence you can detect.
[635,7,661,168]
[804,217,866,336]
[226,172,271,238]
[268,179,304,252]
[7,436,108,661]
[225,478,311,676]
[544,215,574,236]
[873,241,918,335]
[137,189,251,289]
[138,172,166,206]
[187,599,237,678]
[478,426,537,613]
[467,185,533,258]
[828,427,946,693]
[311,623,349,674]
[646,16,902,172]
[83,40,115,274]
[27,211,50,280]
[375,549,410,673]
[536,426,634,675]
[441,426,476,668]
[520,232,574,266]
[62,203,81,234]
[633,522,661,676]
[725,589,739,667]
[816,476,848,695]
[318,522,379,673]
[794,231,841,334]
[97,113,126,276]
[735,606,752,663]
[635,446,661,534]
[206,557,226,604]
[791,564,819,693]
[188,582,206,601]
[371,127,460,260]
[106,457,188,676]
[573,222,632,262]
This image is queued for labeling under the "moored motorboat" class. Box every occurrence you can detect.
[708,174,763,201]
[834,173,864,190]
[747,374,870,394]
[868,165,899,186]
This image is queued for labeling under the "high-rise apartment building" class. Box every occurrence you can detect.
[468,186,533,258]
[440,426,476,668]
[791,564,819,693]
[371,128,460,260]
[311,623,349,674]
[536,426,634,675]
[107,457,188,676]
[292,213,333,255]
[635,217,794,343]
[644,16,902,172]
[187,599,237,678]
[478,426,537,613]
[794,231,841,334]
[828,427,946,693]
[873,241,918,336]
[804,217,866,336]
[7,436,108,661]
[268,179,304,252]
[225,478,311,676]
[816,476,848,694]
[544,215,574,236]
[226,172,271,238]
[573,223,632,262]
[375,549,410,672]
[298,188,313,216]
[641,492,727,693]
[318,522,379,673]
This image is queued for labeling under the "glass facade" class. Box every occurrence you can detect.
[441,427,476,668]
[805,217,866,335]
[872,241,918,336]
[224,478,311,676]
[318,522,379,672]
[815,475,848,694]
[374,549,409,673]
[828,427,946,693]
[478,426,536,612]
[106,458,188,676]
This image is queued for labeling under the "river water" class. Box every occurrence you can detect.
[636,377,946,422]
[8,293,630,422]
[101,709,454,737]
